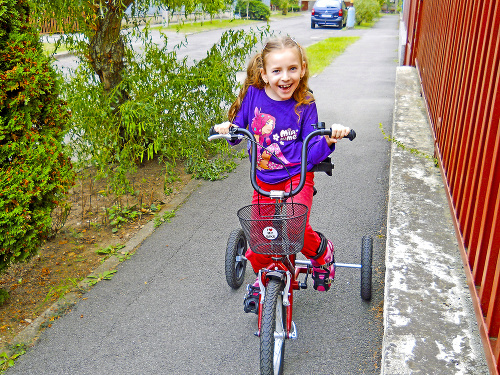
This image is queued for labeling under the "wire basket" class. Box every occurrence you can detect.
[237,203,308,255]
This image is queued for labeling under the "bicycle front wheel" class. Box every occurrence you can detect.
[260,279,286,375]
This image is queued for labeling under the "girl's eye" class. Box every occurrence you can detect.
[272,69,280,74]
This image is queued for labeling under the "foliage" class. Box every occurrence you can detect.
[201,0,232,19]
[379,123,439,166]
[95,244,125,256]
[271,0,299,11]
[277,0,289,15]
[158,18,255,33]
[63,26,270,195]
[42,277,81,304]
[377,0,397,12]
[271,0,299,15]
[236,0,271,20]
[29,1,238,202]
[31,1,234,43]
[29,1,270,197]
[0,344,26,372]
[0,0,74,272]
[0,289,8,306]
[107,205,139,232]
[154,210,176,228]
[30,0,235,113]
[354,0,381,25]
[86,270,117,286]
[185,154,238,181]
[95,244,128,261]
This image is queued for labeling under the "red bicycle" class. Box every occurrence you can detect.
[209,122,372,375]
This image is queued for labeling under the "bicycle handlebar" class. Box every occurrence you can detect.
[208,123,355,199]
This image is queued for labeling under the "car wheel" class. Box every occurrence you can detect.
[311,21,316,29]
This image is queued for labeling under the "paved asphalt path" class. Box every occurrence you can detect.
[10,14,399,375]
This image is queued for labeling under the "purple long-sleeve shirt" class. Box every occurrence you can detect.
[231,86,335,184]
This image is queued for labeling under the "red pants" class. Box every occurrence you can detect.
[245,172,326,273]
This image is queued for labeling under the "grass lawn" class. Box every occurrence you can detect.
[306,36,360,76]
[152,10,304,34]
[42,42,68,56]
[152,18,260,33]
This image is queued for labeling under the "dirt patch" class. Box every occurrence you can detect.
[0,159,192,350]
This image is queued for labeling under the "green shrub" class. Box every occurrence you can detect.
[236,0,271,20]
[270,0,300,13]
[0,0,74,272]
[0,289,9,306]
[355,0,381,25]
[63,26,271,194]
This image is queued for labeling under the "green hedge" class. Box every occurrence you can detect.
[236,0,271,20]
[0,0,74,271]
[355,0,381,25]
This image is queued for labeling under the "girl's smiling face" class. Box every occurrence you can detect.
[260,48,305,101]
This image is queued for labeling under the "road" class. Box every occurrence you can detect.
[10,14,399,374]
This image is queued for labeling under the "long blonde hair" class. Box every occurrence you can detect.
[228,36,314,121]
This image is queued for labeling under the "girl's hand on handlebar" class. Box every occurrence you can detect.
[325,124,350,146]
[214,121,232,135]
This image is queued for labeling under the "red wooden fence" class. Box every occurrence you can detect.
[403,0,500,373]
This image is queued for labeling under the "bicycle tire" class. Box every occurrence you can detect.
[225,229,247,289]
[260,279,286,375]
[361,236,373,301]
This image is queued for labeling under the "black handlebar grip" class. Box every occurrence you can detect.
[209,126,218,136]
[344,129,356,141]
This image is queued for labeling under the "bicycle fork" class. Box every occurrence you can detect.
[255,268,298,340]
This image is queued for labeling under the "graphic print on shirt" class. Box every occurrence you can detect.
[251,107,293,170]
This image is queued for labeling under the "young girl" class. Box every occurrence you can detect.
[214,36,350,314]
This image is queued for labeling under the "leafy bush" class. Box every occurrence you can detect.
[0,0,74,271]
[63,26,271,195]
[0,289,9,306]
[236,0,271,20]
[355,0,381,25]
[185,154,238,181]
[271,0,300,13]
